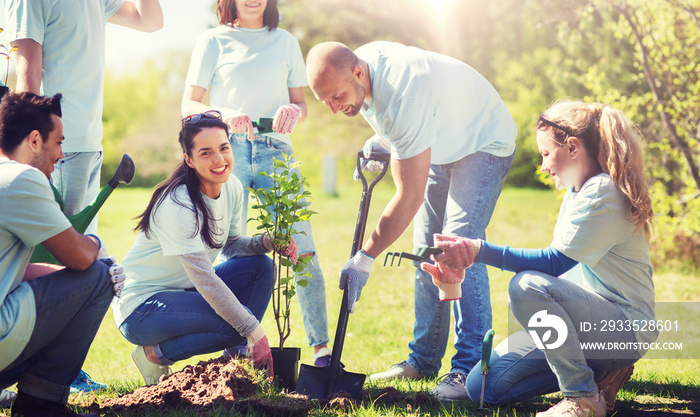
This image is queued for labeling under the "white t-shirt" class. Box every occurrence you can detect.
[185,25,307,147]
[355,41,517,165]
[4,0,124,152]
[551,173,656,344]
[113,176,245,326]
[0,158,71,370]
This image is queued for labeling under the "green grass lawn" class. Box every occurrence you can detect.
[3,185,698,416]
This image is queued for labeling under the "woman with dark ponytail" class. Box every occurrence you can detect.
[113,111,297,385]
[422,100,655,417]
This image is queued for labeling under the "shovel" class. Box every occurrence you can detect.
[31,153,135,264]
[296,148,391,400]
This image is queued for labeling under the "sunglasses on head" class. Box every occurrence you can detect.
[182,110,222,128]
[538,114,574,137]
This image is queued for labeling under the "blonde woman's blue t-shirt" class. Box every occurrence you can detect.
[0,158,71,370]
[354,41,517,165]
[185,25,307,147]
[113,176,245,326]
[551,173,656,344]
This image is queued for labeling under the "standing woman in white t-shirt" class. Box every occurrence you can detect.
[421,100,656,417]
[113,112,298,385]
[181,0,331,366]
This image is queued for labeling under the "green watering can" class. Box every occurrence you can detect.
[30,153,135,264]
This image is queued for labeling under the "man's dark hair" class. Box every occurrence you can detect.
[0,92,63,154]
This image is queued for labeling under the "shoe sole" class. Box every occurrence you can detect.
[598,365,634,410]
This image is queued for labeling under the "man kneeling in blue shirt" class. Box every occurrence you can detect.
[0,92,115,417]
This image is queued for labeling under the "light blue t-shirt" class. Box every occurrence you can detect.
[0,158,71,370]
[185,25,307,147]
[355,41,517,165]
[4,0,124,152]
[551,173,656,344]
[113,176,245,326]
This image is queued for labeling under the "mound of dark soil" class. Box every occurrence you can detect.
[91,356,312,416]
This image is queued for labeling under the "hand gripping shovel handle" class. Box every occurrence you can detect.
[327,149,390,396]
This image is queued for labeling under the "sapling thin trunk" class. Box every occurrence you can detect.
[248,154,314,350]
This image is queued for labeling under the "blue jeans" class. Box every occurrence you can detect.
[118,255,273,365]
[409,151,513,377]
[0,261,113,404]
[231,133,329,348]
[51,151,103,235]
[465,271,643,404]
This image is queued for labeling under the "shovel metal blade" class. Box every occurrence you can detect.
[296,363,365,400]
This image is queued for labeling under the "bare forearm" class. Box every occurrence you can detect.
[292,101,308,123]
[181,100,213,117]
[42,229,100,271]
[22,263,65,282]
[362,150,430,258]
[362,192,423,258]
[11,39,42,94]
[109,0,164,32]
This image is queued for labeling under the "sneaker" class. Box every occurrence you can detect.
[536,393,607,417]
[69,370,107,394]
[429,372,469,401]
[11,391,98,416]
[597,365,634,411]
[313,347,332,367]
[369,360,423,381]
[0,389,16,407]
[131,346,171,386]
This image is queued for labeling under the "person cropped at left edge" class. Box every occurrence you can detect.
[5,0,163,393]
[0,92,119,417]
[112,111,297,385]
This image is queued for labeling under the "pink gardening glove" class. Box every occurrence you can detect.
[221,109,255,140]
[262,233,299,265]
[272,104,301,135]
[279,237,299,265]
[246,325,274,377]
[420,261,465,301]
[431,233,482,270]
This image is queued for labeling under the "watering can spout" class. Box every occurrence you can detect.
[108,154,135,188]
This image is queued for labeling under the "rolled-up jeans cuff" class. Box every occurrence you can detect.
[153,343,175,366]
[17,372,70,404]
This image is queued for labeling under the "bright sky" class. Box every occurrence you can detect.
[104,3,217,74]
[0,2,217,77]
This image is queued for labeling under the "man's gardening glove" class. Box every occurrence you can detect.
[246,324,274,377]
[430,233,482,270]
[99,256,127,297]
[353,134,391,181]
[272,104,301,135]
[339,250,375,313]
[420,261,465,301]
[262,233,299,265]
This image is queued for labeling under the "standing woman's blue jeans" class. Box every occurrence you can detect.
[231,133,329,348]
[118,255,273,364]
[410,150,514,377]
